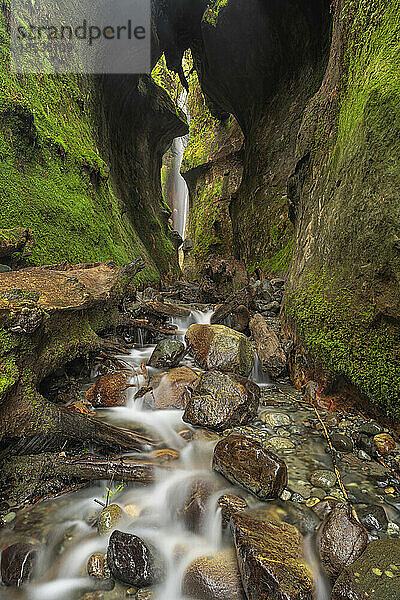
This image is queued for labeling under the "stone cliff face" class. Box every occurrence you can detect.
[0,3,187,284]
[156,0,399,415]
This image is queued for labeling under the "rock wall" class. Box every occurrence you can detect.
[284,0,400,416]
[0,3,187,284]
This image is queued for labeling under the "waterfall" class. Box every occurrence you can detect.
[170,93,190,240]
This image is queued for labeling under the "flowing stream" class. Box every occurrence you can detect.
[1,307,399,600]
[170,93,190,240]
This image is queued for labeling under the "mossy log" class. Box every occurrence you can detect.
[0,259,148,449]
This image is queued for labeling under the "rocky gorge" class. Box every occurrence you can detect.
[0,1,399,600]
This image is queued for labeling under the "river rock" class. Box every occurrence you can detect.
[373,433,396,455]
[185,324,255,377]
[317,503,369,578]
[359,421,383,436]
[232,509,314,600]
[309,469,337,490]
[331,433,354,452]
[260,411,291,427]
[107,530,165,587]
[183,371,260,431]
[331,538,400,600]
[182,549,246,600]
[87,553,110,579]
[356,504,388,532]
[217,494,248,527]
[86,372,127,407]
[231,305,250,333]
[97,504,124,535]
[178,477,220,534]
[135,589,153,600]
[148,339,186,369]
[213,434,287,500]
[268,437,295,451]
[0,542,39,586]
[249,313,286,378]
[143,367,198,410]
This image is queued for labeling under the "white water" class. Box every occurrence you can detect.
[170,93,190,239]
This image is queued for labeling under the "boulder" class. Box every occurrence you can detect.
[185,324,255,377]
[231,305,250,332]
[182,549,246,600]
[213,435,287,500]
[107,530,165,587]
[86,372,127,407]
[317,503,369,579]
[142,367,198,410]
[183,371,260,431]
[249,313,286,378]
[331,539,400,600]
[232,510,314,600]
[0,542,39,586]
[148,339,186,369]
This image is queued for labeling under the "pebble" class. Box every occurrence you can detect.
[310,469,337,490]
[87,553,110,579]
[280,490,292,501]
[260,412,291,427]
[268,437,295,451]
[356,505,388,532]
[359,422,383,436]
[387,522,400,536]
[135,589,153,600]
[97,504,124,535]
[289,481,311,499]
[331,433,354,452]
[310,487,327,500]
[306,497,321,508]
[3,512,16,524]
[373,433,396,456]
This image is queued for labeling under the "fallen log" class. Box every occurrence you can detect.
[249,313,287,379]
[128,319,179,336]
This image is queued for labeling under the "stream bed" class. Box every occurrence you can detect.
[1,308,400,600]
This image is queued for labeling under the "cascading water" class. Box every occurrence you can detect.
[170,93,190,241]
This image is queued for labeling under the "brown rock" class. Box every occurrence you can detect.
[171,477,220,534]
[182,549,246,600]
[143,367,198,410]
[107,530,165,587]
[373,433,396,455]
[185,324,255,377]
[183,371,260,431]
[0,543,39,586]
[249,313,286,378]
[232,510,314,600]
[217,494,248,527]
[231,305,250,332]
[317,503,368,579]
[86,372,127,407]
[213,435,287,500]
[87,553,110,579]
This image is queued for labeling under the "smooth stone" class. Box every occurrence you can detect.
[232,509,314,600]
[182,549,246,600]
[0,543,39,586]
[268,437,295,451]
[373,433,396,456]
[183,370,260,432]
[2,511,16,524]
[310,487,327,500]
[143,367,198,410]
[97,504,124,535]
[310,469,337,490]
[107,530,165,587]
[358,450,372,461]
[359,421,383,436]
[148,339,186,369]
[135,589,153,600]
[87,553,110,579]
[213,434,288,500]
[289,481,312,500]
[185,324,255,377]
[259,412,291,427]
[331,539,400,600]
[356,505,388,532]
[331,433,354,452]
[317,503,369,578]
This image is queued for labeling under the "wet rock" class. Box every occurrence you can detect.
[358,449,372,461]
[0,542,39,586]
[288,481,312,500]
[254,279,274,301]
[97,504,124,536]
[170,477,220,534]
[182,549,246,600]
[143,367,198,410]
[249,313,286,378]
[356,504,388,532]
[185,324,255,377]
[232,510,314,600]
[213,434,287,500]
[148,339,186,369]
[259,411,291,427]
[268,437,295,451]
[86,372,127,408]
[373,433,396,455]
[231,305,250,333]
[135,589,153,600]
[217,494,248,527]
[317,503,369,578]
[107,530,165,587]
[359,421,383,435]
[183,371,259,431]
[309,469,337,490]
[87,553,111,579]
[331,539,400,600]
[331,433,354,453]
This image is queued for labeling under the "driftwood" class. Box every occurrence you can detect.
[249,313,287,378]
[210,287,254,324]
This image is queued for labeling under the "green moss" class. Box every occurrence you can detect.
[0,354,19,394]
[203,0,230,27]
[286,269,400,417]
